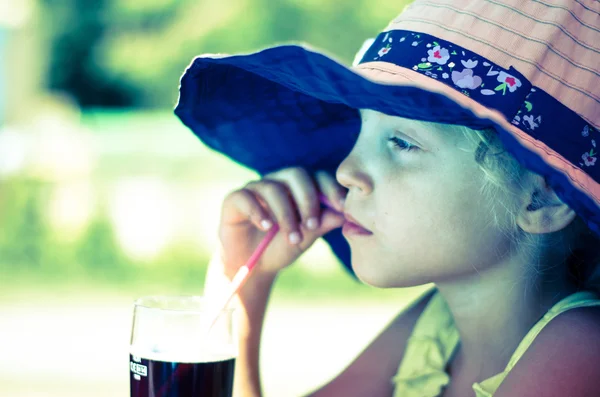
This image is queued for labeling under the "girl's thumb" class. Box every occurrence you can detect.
[315,209,346,236]
[299,209,345,249]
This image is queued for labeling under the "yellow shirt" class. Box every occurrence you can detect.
[392,289,600,397]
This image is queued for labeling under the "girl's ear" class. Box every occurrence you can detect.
[516,174,577,234]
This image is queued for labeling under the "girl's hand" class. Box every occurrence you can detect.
[218,167,346,280]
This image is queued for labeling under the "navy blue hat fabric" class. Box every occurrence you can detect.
[174,46,498,276]
[175,34,600,275]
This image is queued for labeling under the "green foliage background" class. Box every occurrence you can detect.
[1,0,415,300]
[40,0,410,108]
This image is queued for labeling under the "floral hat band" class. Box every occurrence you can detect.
[174,1,600,270]
[358,29,598,172]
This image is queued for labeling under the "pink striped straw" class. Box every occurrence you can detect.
[205,193,341,331]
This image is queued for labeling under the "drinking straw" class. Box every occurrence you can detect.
[205,193,341,332]
[157,192,348,396]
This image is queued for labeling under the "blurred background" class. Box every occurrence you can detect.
[0,0,426,395]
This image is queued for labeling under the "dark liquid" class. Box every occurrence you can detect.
[130,354,236,397]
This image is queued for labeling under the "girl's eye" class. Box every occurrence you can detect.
[388,136,420,152]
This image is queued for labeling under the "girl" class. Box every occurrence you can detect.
[175,1,600,396]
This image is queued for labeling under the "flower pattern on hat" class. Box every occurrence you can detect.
[366,31,527,105]
[427,45,450,65]
[359,29,598,183]
[511,88,538,131]
[452,68,482,90]
[583,125,590,137]
[522,114,541,130]
[580,125,598,168]
[461,59,478,69]
[378,44,392,57]
[582,151,597,167]
[496,71,522,94]
[371,33,393,61]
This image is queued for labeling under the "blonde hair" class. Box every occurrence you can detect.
[457,124,600,292]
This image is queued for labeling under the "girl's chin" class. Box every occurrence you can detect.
[353,265,412,288]
[352,258,430,289]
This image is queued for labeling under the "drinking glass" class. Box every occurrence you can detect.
[129,296,237,397]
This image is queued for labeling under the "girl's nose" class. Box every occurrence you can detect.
[336,152,373,195]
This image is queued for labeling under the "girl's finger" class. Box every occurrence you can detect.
[245,180,303,245]
[296,208,346,251]
[269,168,321,231]
[222,188,274,231]
[314,170,347,212]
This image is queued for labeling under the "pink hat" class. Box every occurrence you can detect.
[175,0,600,259]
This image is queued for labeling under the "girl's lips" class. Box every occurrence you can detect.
[342,221,373,236]
[342,213,373,236]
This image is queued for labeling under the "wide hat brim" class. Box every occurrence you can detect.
[175,44,600,274]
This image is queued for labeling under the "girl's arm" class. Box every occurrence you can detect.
[233,271,278,397]
[221,253,434,397]
[494,307,600,397]
[210,166,434,396]
[204,251,276,397]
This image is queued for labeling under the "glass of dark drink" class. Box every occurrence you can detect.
[129,296,237,397]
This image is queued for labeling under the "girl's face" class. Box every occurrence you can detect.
[336,109,518,288]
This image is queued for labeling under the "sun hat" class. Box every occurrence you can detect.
[174,0,600,274]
